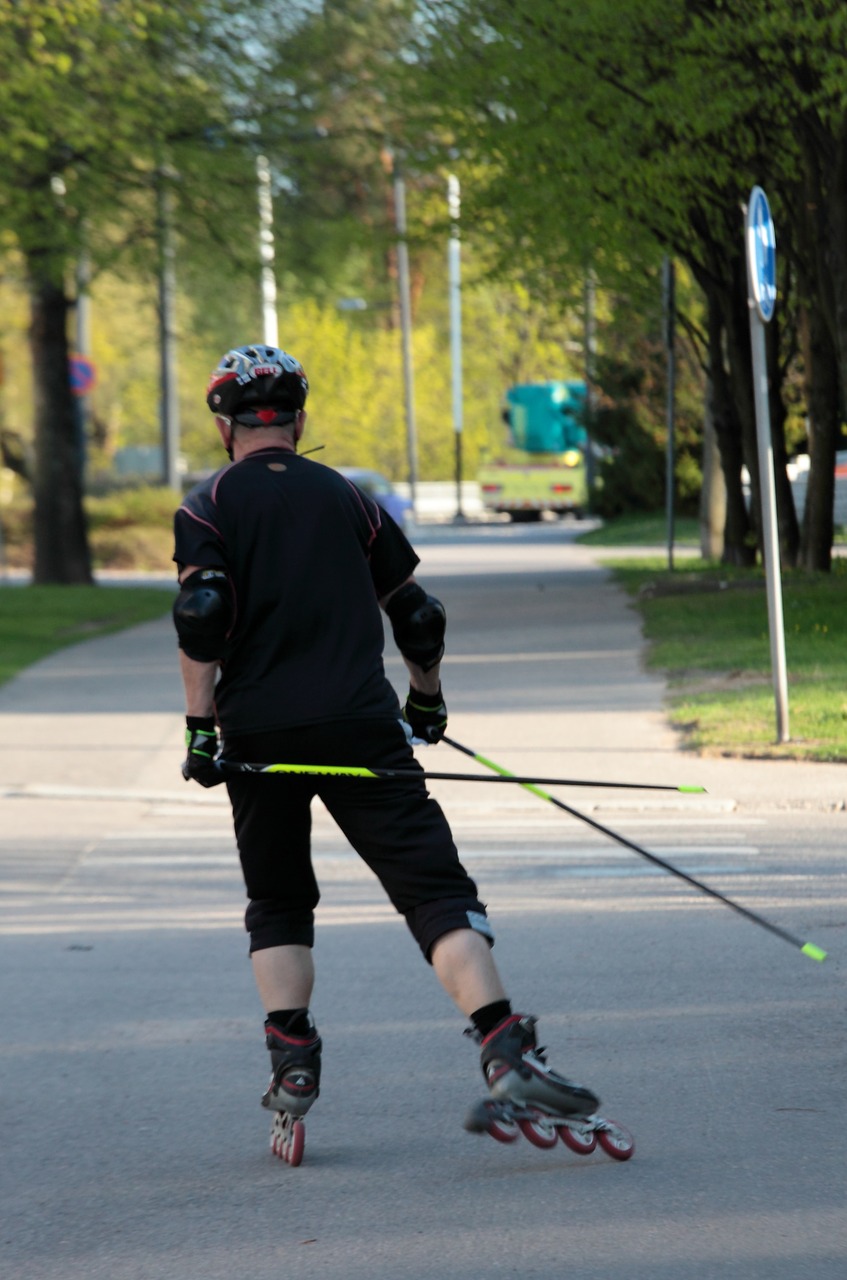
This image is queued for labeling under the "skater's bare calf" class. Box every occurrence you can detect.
[252,944,314,1012]
[430,927,507,1017]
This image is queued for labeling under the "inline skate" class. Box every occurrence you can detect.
[261,1013,322,1167]
[463,1013,634,1161]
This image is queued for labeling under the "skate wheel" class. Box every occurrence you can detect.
[269,1113,306,1165]
[464,1098,520,1143]
[488,1113,521,1143]
[596,1120,634,1162]
[482,1100,521,1143]
[285,1119,305,1167]
[557,1121,597,1155]
[518,1111,559,1150]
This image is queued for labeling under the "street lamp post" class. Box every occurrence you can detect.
[447,174,465,521]
[392,155,419,519]
[257,155,279,347]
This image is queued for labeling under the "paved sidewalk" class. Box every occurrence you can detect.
[1,542,846,822]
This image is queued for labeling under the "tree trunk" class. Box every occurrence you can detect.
[699,379,726,560]
[765,312,800,568]
[789,121,840,570]
[822,123,847,404]
[799,302,838,570]
[28,262,93,584]
[703,286,755,565]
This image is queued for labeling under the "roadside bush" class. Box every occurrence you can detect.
[89,525,175,571]
[86,486,181,531]
[0,486,181,571]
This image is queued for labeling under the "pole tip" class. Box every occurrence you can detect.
[678,785,707,793]
[801,943,827,963]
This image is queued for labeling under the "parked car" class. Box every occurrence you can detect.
[335,467,413,530]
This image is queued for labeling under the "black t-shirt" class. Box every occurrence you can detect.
[173,450,419,734]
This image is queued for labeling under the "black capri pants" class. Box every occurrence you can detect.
[223,717,493,961]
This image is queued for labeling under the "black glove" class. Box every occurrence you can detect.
[182,716,224,787]
[402,685,448,744]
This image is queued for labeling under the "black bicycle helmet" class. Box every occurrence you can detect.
[206,344,309,426]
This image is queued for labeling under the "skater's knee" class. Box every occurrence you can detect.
[404,897,494,963]
[246,899,315,952]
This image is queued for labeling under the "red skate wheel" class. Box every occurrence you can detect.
[597,1121,634,1161]
[270,1123,282,1158]
[480,1101,520,1143]
[518,1112,559,1150]
[285,1119,306,1167]
[558,1122,597,1155]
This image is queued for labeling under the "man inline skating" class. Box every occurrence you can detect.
[172,343,601,1164]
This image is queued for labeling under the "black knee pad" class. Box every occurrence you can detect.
[246,899,315,953]
[404,897,495,963]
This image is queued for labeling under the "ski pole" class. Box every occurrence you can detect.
[216,759,704,792]
[442,736,827,964]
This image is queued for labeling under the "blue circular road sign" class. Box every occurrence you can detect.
[746,186,777,323]
[68,354,96,396]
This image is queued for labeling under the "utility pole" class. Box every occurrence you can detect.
[75,250,91,486]
[156,165,180,492]
[393,154,418,518]
[583,271,597,507]
[663,257,676,571]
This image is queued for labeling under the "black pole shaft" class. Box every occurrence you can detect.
[443,736,813,953]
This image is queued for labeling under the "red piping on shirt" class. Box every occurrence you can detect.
[179,506,222,540]
[341,477,381,547]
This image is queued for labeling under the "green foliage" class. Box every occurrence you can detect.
[0,1,256,274]
[398,0,847,557]
[589,270,704,518]
[1,485,181,571]
[85,486,180,531]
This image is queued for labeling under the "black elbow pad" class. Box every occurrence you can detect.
[173,568,234,662]
[385,581,446,671]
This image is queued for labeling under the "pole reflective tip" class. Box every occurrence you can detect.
[677,785,707,793]
[801,943,827,963]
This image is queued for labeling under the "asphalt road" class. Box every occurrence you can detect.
[1,521,845,1280]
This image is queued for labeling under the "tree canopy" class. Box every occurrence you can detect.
[0,0,256,581]
[398,0,847,566]
[3,0,847,575]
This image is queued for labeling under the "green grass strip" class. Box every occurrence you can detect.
[0,584,175,688]
[610,557,847,761]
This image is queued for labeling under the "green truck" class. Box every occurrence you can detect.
[478,380,588,521]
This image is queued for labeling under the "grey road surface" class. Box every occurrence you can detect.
[1,523,845,1280]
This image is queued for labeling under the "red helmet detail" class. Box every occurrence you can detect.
[206,345,309,426]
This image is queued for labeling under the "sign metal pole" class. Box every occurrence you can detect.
[745,186,789,743]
